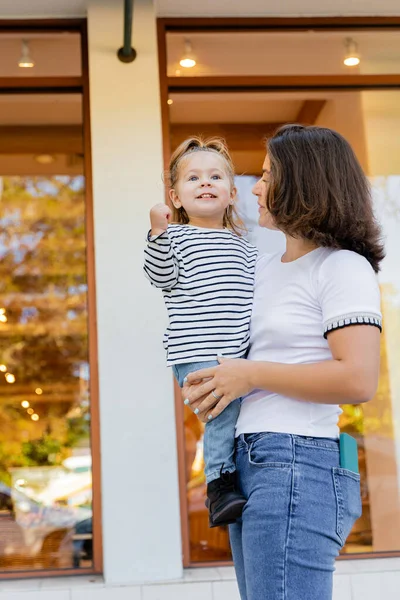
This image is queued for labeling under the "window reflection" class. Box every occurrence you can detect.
[0,175,92,571]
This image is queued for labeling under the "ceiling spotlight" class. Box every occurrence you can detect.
[18,40,35,69]
[179,40,196,68]
[167,98,173,105]
[344,38,360,67]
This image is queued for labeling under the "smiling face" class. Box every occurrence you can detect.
[169,151,236,227]
[252,154,278,230]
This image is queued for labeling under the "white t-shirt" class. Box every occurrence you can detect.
[235,247,382,439]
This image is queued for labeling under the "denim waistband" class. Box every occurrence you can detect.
[236,432,339,451]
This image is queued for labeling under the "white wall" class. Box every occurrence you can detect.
[87,0,182,584]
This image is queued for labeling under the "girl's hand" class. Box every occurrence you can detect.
[150,203,171,236]
[184,358,254,421]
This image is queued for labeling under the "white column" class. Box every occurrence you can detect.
[87,0,182,584]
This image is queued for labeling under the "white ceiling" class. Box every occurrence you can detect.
[1,0,400,18]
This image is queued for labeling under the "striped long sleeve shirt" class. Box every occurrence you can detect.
[143,224,258,366]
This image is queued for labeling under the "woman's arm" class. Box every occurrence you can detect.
[185,325,381,420]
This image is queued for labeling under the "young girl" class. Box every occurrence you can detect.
[144,137,258,527]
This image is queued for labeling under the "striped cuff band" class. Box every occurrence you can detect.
[324,314,382,338]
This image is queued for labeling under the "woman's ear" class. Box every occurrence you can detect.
[169,188,182,208]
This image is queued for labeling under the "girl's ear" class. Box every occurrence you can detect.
[229,186,237,205]
[169,188,182,208]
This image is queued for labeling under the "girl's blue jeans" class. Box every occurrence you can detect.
[173,360,240,483]
[229,432,362,600]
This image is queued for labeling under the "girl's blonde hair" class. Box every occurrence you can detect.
[167,136,244,235]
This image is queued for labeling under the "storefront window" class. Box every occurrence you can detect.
[0,89,93,571]
[178,88,400,562]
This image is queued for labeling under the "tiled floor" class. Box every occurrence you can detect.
[0,560,399,599]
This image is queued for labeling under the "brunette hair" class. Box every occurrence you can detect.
[265,124,385,272]
[167,136,244,235]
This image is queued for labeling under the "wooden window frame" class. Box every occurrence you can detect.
[156,15,400,568]
[0,19,102,578]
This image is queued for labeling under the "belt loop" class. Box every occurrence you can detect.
[240,433,249,451]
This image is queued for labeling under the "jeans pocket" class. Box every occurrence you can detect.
[248,434,292,468]
[332,467,362,547]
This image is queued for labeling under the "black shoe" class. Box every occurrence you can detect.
[205,470,247,528]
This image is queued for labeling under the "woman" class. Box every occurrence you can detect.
[183,124,384,600]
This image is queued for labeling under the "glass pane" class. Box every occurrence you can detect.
[167,30,400,78]
[0,94,92,572]
[178,88,400,562]
[0,32,81,77]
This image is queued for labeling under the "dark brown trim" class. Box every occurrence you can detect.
[188,560,233,568]
[0,77,83,93]
[0,568,97,580]
[338,551,400,560]
[0,18,85,32]
[167,74,400,93]
[81,20,103,576]
[174,380,191,567]
[188,551,400,568]
[160,16,400,32]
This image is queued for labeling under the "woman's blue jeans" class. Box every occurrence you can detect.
[229,432,362,600]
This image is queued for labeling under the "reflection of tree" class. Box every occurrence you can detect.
[0,176,90,485]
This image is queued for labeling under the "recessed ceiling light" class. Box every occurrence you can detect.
[344,38,360,67]
[18,40,35,68]
[180,40,196,69]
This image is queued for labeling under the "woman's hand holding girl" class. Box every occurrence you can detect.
[182,357,254,422]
